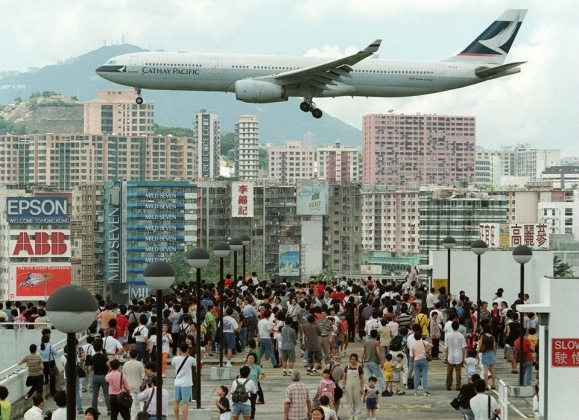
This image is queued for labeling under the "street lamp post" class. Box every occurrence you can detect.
[187,247,210,409]
[442,236,456,295]
[240,235,251,300]
[471,240,487,331]
[512,245,533,387]
[46,285,98,420]
[143,261,175,420]
[213,241,231,368]
[229,238,243,307]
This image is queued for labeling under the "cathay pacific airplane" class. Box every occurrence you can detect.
[96,9,527,119]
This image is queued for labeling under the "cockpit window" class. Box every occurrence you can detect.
[107,60,117,65]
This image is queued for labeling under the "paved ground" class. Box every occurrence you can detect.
[42,341,536,420]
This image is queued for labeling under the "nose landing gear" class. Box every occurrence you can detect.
[300,98,323,119]
[135,87,143,104]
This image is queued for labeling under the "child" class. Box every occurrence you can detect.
[392,353,406,395]
[382,353,394,395]
[215,385,231,420]
[465,349,478,383]
[0,386,11,420]
[318,369,336,410]
[338,313,349,356]
[319,395,339,420]
[363,376,379,420]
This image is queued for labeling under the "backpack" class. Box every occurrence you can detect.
[232,379,250,403]
[390,334,404,352]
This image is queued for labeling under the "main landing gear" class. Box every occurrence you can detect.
[300,98,323,119]
[135,88,143,104]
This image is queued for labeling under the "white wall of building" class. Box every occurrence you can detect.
[301,218,323,279]
[431,249,553,305]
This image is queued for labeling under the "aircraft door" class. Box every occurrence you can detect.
[210,59,220,73]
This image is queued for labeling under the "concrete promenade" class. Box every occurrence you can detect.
[39,341,536,420]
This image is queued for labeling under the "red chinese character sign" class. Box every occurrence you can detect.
[552,339,579,367]
[479,223,549,249]
[231,181,254,218]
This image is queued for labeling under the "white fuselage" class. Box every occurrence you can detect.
[97,51,485,100]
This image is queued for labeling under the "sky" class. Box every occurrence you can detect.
[0,0,577,156]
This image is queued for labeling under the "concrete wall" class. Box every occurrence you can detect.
[0,329,67,373]
[431,250,553,305]
[301,218,323,278]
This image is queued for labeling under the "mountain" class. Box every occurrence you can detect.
[0,45,362,146]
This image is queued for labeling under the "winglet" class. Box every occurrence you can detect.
[364,39,382,54]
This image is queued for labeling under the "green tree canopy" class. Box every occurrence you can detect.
[221,132,235,155]
[153,124,194,137]
[554,256,574,278]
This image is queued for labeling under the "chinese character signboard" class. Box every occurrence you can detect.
[5,197,70,225]
[279,245,300,277]
[296,184,328,216]
[479,223,549,249]
[551,338,579,367]
[231,182,254,218]
[9,263,72,301]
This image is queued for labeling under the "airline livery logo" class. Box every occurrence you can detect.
[460,12,523,56]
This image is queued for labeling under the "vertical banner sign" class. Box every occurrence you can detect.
[105,182,123,283]
[231,181,254,217]
[9,263,72,300]
[279,245,300,277]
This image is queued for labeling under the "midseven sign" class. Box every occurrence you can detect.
[6,197,70,224]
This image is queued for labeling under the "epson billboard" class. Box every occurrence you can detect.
[5,197,70,224]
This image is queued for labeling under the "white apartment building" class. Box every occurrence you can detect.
[317,141,361,182]
[476,154,502,187]
[268,141,316,184]
[538,190,579,235]
[361,186,419,255]
[84,90,154,136]
[234,115,259,180]
[194,111,220,180]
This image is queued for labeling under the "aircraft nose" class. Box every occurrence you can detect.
[95,64,127,75]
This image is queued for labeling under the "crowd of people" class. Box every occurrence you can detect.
[1,266,541,420]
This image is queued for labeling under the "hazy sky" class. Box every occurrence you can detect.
[1,0,577,155]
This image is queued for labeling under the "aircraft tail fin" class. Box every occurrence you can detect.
[445,9,527,64]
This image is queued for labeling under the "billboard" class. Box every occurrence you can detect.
[479,223,549,249]
[5,197,69,224]
[9,263,72,300]
[296,185,328,215]
[9,230,71,257]
[231,181,254,218]
[105,182,123,284]
[279,245,300,277]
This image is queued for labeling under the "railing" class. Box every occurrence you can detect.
[498,379,509,420]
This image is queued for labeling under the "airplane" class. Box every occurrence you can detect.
[96,9,527,119]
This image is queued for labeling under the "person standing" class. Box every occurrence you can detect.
[123,349,145,415]
[469,379,501,420]
[360,330,388,397]
[136,376,169,420]
[514,334,535,386]
[281,318,297,377]
[243,354,264,418]
[429,312,442,360]
[445,321,467,391]
[376,318,393,359]
[39,335,58,397]
[132,315,150,364]
[23,394,45,420]
[87,341,111,416]
[303,315,322,376]
[284,370,311,420]
[17,344,44,399]
[221,308,240,368]
[410,331,433,396]
[318,311,334,365]
[257,310,279,368]
[478,325,497,389]
[172,343,196,420]
[242,300,259,343]
[51,391,67,420]
[105,360,131,420]
[342,353,364,420]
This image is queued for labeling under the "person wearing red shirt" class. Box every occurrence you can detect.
[513,336,535,386]
[116,309,130,346]
[330,286,345,302]
[224,274,233,288]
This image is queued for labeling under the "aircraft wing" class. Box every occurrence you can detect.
[264,39,381,91]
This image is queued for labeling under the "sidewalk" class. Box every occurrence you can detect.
[41,341,535,420]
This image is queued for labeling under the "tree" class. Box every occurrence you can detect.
[317,268,336,283]
[259,147,268,169]
[554,256,574,278]
[220,132,235,155]
[14,97,22,104]
[153,124,194,137]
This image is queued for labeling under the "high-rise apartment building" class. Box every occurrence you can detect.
[418,186,507,264]
[194,111,220,180]
[317,141,361,182]
[362,113,476,187]
[361,186,419,255]
[0,134,195,190]
[234,115,259,179]
[268,141,316,184]
[84,90,154,136]
[476,154,502,187]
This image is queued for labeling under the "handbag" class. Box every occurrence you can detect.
[117,372,133,408]
[77,364,87,378]
[423,341,433,362]
[450,391,461,410]
[48,346,59,376]
[136,388,155,420]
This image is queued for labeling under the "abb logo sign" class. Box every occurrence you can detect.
[10,231,70,257]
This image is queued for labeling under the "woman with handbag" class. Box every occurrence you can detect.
[39,335,58,396]
[17,344,44,399]
[410,331,433,397]
[106,359,132,420]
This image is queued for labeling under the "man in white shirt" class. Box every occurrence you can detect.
[123,349,145,414]
[172,343,197,420]
[470,379,500,420]
[426,287,437,311]
[231,365,258,420]
[445,321,467,391]
[24,394,45,420]
[257,310,279,367]
[103,330,124,361]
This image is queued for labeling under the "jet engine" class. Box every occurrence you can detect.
[235,80,287,103]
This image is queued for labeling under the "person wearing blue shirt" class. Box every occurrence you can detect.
[39,335,58,397]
